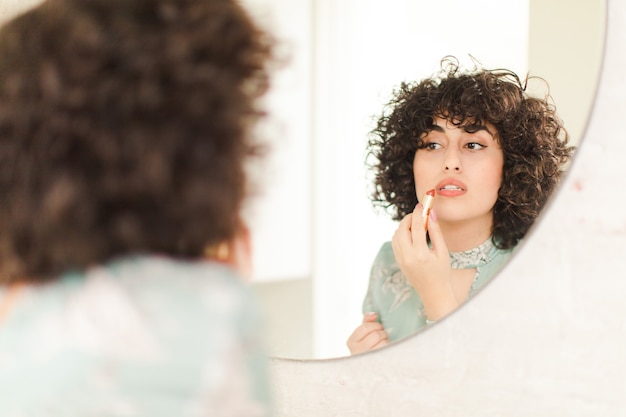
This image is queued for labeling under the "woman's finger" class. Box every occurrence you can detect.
[371,337,390,351]
[410,203,429,251]
[348,322,386,343]
[347,320,388,354]
[360,329,389,350]
[425,208,448,257]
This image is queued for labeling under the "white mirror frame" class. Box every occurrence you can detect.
[269,1,624,415]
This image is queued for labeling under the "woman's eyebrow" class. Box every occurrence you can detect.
[463,123,489,132]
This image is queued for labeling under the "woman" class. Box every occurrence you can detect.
[0,0,275,414]
[348,58,573,355]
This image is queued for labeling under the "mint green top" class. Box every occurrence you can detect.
[0,256,271,417]
[363,238,515,343]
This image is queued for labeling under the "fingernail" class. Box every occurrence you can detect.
[364,311,378,320]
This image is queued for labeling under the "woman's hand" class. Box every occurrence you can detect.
[346,312,389,355]
[391,205,459,321]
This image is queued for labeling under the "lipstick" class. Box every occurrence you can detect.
[422,189,435,230]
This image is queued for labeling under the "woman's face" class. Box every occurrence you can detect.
[413,117,504,232]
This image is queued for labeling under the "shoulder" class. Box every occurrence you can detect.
[101,256,259,323]
[472,242,517,290]
[373,241,395,265]
[490,242,517,267]
[40,256,262,352]
[369,241,401,284]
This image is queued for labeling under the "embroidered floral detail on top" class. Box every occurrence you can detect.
[383,269,414,311]
[449,238,495,269]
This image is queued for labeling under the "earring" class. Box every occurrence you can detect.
[204,242,230,261]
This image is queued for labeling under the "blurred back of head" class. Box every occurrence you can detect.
[0,0,274,281]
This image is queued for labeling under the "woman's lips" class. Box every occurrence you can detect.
[435,179,467,197]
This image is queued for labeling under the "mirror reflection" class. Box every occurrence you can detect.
[346,64,573,355]
[244,0,605,359]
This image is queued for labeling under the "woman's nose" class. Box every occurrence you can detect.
[442,149,462,172]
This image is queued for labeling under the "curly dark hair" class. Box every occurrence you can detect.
[0,0,274,281]
[367,57,573,250]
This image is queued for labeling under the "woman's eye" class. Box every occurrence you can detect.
[466,142,486,150]
[424,142,441,150]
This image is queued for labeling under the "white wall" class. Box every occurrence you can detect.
[241,0,313,283]
[528,0,605,146]
[0,0,41,24]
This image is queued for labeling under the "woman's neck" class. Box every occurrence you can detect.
[437,219,493,252]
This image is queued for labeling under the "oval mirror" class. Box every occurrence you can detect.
[243,0,606,360]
